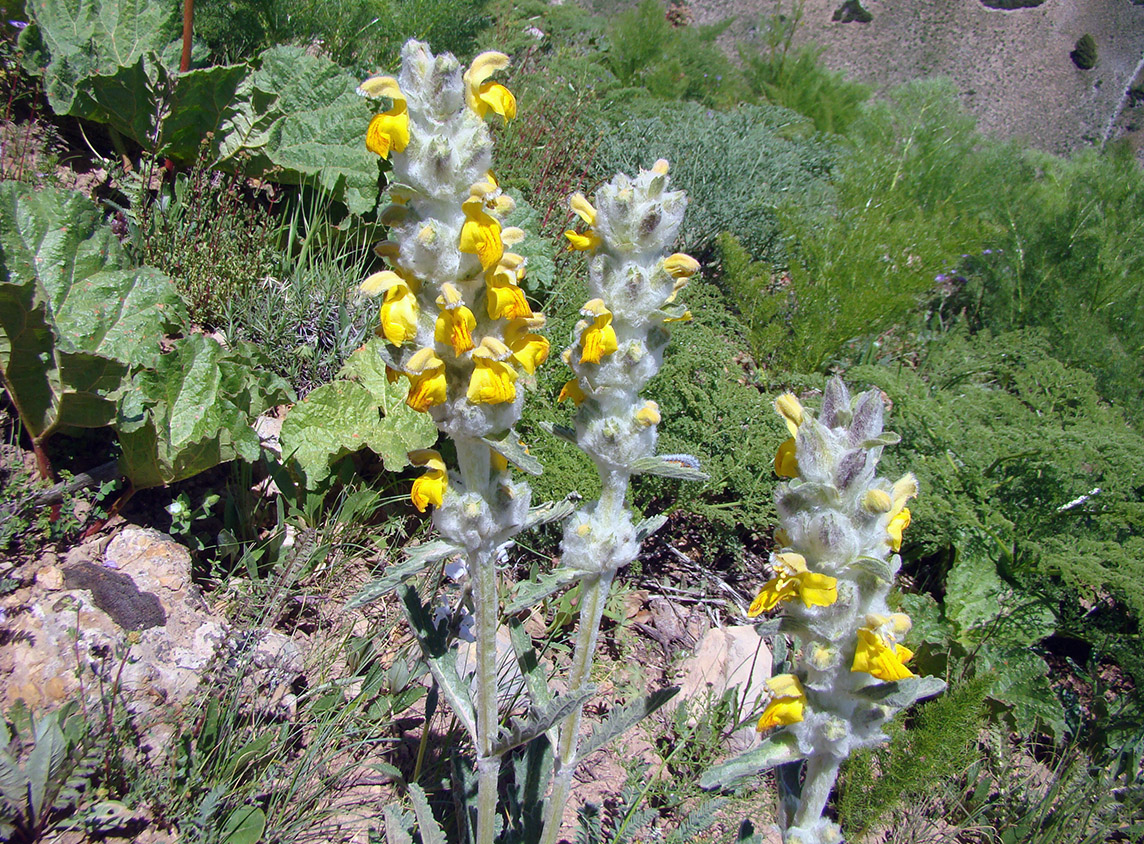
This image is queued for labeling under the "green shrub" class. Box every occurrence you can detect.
[1071,33,1098,70]
[595,101,836,262]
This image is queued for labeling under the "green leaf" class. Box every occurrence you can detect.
[220,805,266,844]
[279,369,436,486]
[978,645,1066,740]
[383,804,413,844]
[116,335,293,489]
[20,0,173,116]
[26,715,68,824]
[508,618,552,709]
[0,183,186,442]
[0,749,30,810]
[492,685,598,757]
[857,675,947,709]
[407,783,446,844]
[699,732,803,790]
[630,454,708,481]
[399,583,478,744]
[483,428,543,476]
[345,552,442,610]
[579,687,680,760]
[504,566,583,615]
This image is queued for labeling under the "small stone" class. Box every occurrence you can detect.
[36,565,64,590]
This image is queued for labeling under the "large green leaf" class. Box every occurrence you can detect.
[116,334,293,489]
[19,0,173,116]
[0,183,185,441]
[279,337,436,485]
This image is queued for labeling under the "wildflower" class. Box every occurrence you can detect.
[505,317,549,374]
[486,265,533,320]
[757,674,807,732]
[435,283,476,356]
[775,392,804,437]
[635,401,661,426]
[409,449,448,512]
[774,437,798,478]
[564,193,601,252]
[578,299,618,364]
[463,52,517,121]
[468,338,518,404]
[459,193,504,270]
[404,347,447,411]
[851,626,915,682]
[362,270,419,346]
[558,379,587,405]
[886,473,918,551]
[360,76,410,159]
[748,552,837,616]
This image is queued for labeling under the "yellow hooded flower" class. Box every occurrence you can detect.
[360,76,410,159]
[361,270,419,346]
[886,473,918,551]
[851,626,915,682]
[464,52,517,121]
[757,674,806,732]
[663,253,700,279]
[578,299,618,364]
[564,193,602,252]
[468,338,518,404]
[409,449,447,513]
[747,552,837,616]
[404,347,447,412]
[775,393,804,437]
[774,437,798,478]
[558,379,587,405]
[635,400,661,426]
[486,265,533,321]
[505,317,549,374]
[434,283,477,356]
[459,194,504,270]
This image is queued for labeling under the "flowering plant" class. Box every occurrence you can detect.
[702,378,945,844]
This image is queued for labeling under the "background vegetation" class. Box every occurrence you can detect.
[1,0,1143,841]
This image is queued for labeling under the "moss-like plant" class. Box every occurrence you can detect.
[1071,33,1098,70]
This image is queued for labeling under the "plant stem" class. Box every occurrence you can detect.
[456,435,500,844]
[539,471,628,844]
[791,754,841,832]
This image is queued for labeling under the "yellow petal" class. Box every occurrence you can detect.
[796,572,838,608]
[358,75,403,100]
[851,628,915,682]
[505,319,549,374]
[579,306,618,364]
[558,379,587,405]
[366,109,410,160]
[774,437,798,478]
[360,269,404,297]
[467,357,518,404]
[569,193,597,226]
[487,270,533,320]
[663,253,700,279]
[404,349,447,412]
[775,393,804,437]
[747,577,797,617]
[380,282,419,346]
[434,305,476,357]
[464,52,515,119]
[459,199,504,270]
[887,507,911,552]
[635,401,661,426]
[411,463,447,512]
[564,229,601,252]
[773,552,808,576]
[478,82,517,120]
[756,674,806,732]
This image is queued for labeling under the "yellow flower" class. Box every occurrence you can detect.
[404,347,447,412]
[578,299,618,364]
[757,674,806,732]
[486,266,533,321]
[663,253,700,279]
[434,283,476,356]
[505,317,549,374]
[459,195,504,271]
[774,437,798,478]
[886,507,911,552]
[564,193,602,252]
[851,627,915,682]
[360,76,410,159]
[409,449,447,513]
[635,400,661,426]
[775,392,804,437]
[463,52,517,121]
[361,270,419,346]
[863,489,893,513]
[468,338,518,404]
[747,552,837,616]
[558,379,587,405]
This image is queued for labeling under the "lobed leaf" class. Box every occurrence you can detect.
[578,686,680,761]
[699,732,803,790]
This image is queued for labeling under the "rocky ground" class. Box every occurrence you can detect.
[687,0,1144,155]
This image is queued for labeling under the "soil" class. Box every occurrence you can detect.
[687,0,1144,156]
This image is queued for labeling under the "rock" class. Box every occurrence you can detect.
[0,527,307,752]
[674,625,773,753]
